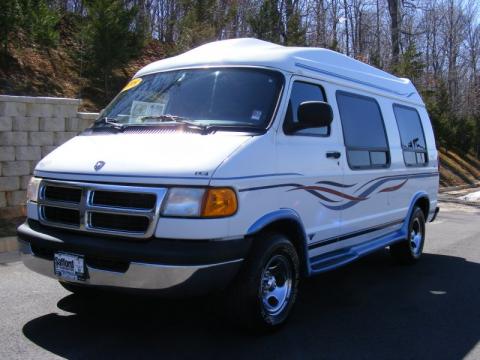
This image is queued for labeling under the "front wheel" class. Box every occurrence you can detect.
[390,206,426,264]
[227,232,300,331]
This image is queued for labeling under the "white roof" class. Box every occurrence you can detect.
[135,38,421,103]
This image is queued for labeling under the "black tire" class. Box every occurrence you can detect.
[227,232,300,332]
[390,206,426,264]
[59,281,99,296]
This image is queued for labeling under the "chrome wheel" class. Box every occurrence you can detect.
[260,254,293,316]
[390,207,425,264]
[410,217,424,256]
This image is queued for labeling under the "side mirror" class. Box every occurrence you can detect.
[287,101,333,133]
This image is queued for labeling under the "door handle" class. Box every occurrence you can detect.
[326,151,341,159]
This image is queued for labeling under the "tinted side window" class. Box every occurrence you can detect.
[393,105,428,166]
[284,81,328,136]
[336,91,390,169]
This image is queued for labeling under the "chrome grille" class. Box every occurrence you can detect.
[92,190,156,209]
[89,212,150,233]
[43,206,80,226]
[38,180,167,238]
[44,186,82,203]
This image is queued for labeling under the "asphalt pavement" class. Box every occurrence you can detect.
[1,202,479,360]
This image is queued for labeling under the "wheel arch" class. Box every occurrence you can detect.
[415,197,430,220]
[402,192,430,234]
[246,209,310,276]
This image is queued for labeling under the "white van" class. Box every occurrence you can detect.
[18,38,439,330]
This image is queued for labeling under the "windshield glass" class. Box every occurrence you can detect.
[96,68,284,129]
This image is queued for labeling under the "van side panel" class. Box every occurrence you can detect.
[274,75,345,247]
[385,102,439,225]
[324,86,399,258]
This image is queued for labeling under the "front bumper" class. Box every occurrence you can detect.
[18,221,248,295]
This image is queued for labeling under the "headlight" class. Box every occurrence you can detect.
[26,177,42,202]
[162,187,237,218]
[162,188,205,217]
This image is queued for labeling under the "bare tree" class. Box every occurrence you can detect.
[387,0,401,64]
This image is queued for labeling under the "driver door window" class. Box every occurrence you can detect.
[283,81,329,136]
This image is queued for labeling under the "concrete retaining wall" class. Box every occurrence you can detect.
[0,95,98,219]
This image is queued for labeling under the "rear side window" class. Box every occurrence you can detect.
[284,81,329,136]
[336,91,390,169]
[393,105,428,166]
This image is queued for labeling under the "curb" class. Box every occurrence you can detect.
[438,184,480,208]
[439,182,480,193]
[438,197,480,208]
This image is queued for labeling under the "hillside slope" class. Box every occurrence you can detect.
[0,26,166,111]
[439,149,480,188]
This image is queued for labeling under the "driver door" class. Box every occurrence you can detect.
[276,77,345,257]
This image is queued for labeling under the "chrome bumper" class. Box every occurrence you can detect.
[18,239,243,294]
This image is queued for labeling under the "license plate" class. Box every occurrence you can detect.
[54,252,87,281]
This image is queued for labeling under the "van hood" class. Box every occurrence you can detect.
[35,132,252,184]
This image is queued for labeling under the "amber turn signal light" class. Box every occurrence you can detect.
[201,188,238,217]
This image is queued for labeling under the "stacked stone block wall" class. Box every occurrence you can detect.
[0,95,98,219]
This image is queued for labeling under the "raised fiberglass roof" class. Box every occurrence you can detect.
[135,38,421,103]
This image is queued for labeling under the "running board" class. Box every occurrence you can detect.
[309,230,406,275]
[310,250,358,273]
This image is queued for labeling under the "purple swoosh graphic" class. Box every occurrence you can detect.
[316,180,357,188]
[379,179,408,193]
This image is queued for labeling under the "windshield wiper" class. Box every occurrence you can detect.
[139,115,207,130]
[93,115,264,135]
[140,117,265,134]
[95,117,125,130]
[203,124,266,134]
[139,114,188,122]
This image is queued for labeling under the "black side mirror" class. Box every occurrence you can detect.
[286,101,333,134]
[297,101,333,129]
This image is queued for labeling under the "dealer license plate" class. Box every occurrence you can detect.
[54,252,87,281]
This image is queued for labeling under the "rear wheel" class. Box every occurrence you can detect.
[227,232,300,331]
[390,206,426,264]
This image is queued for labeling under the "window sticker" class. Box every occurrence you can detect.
[251,110,262,121]
[121,78,142,92]
[130,100,166,120]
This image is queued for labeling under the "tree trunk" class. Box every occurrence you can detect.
[372,0,380,66]
[343,0,349,56]
[332,0,339,49]
[387,0,400,65]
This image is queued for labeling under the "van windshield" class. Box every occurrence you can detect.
[95,68,284,131]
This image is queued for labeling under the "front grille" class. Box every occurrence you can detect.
[44,186,82,203]
[92,191,156,209]
[90,212,150,233]
[43,206,80,226]
[38,180,167,238]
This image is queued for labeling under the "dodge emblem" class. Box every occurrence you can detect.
[94,161,105,171]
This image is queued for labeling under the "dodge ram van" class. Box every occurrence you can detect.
[18,38,439,330]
